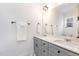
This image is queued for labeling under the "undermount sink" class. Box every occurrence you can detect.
[54,39,71,42]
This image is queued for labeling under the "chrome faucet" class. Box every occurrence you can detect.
[36,22,41,34]
[43,24,47,36]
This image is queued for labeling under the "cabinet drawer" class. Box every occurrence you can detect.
[58,48,78,56]
[49,43,78,56]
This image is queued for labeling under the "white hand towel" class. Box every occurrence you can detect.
[16,21,27,41]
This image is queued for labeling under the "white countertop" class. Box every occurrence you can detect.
[34,34,79,54]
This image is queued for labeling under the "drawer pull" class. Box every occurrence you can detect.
[43,43,46,45]
[43,50,45,52]
[57,51,60,53]
[36,44,38,47]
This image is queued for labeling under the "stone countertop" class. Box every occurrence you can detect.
[34,34,79,54]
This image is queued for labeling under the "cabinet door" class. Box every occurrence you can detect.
[49,43,78,56]
[49,43,59,56]
[34,37,42,56]
[57,47,78,56]
[41,40,49,56]
[34,38,39,56]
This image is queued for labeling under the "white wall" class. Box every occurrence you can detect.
[0,3,42,56]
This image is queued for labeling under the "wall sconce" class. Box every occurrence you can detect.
[41,5,48,36]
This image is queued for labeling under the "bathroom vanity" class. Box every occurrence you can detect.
[33,35,79,56]
[33,3,79,56]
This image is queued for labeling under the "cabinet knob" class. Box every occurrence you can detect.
[43,50,45,52]
[36,44,38,47]
[43,43,46,45]
[57,50,60,53]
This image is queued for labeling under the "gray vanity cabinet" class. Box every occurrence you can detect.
[34,37,79,56]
